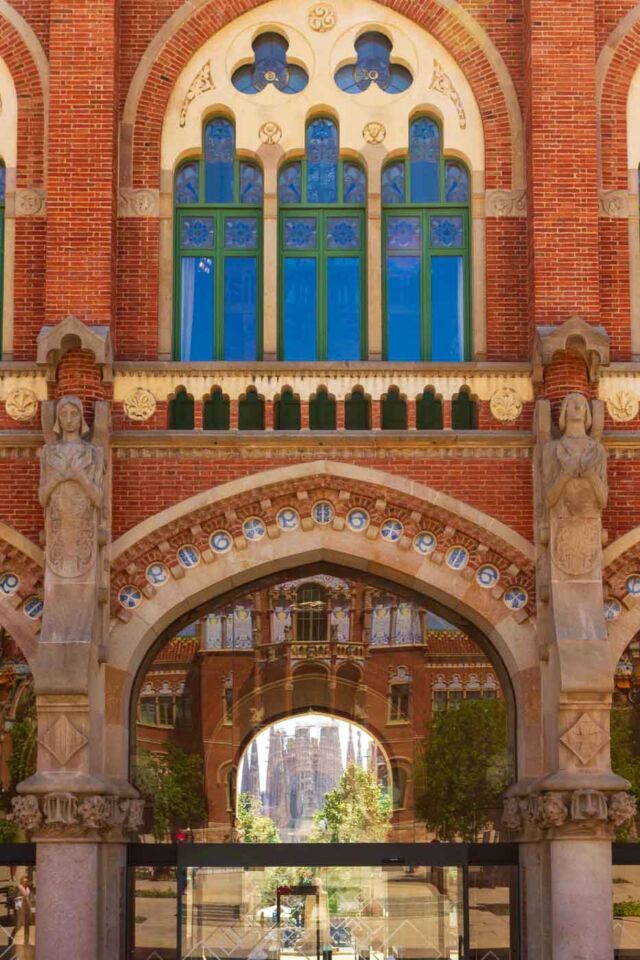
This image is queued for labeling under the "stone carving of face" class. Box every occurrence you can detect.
[559,392,591,435]
[57,401,82,436]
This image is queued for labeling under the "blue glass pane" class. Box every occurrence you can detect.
[431,256,465,361]
[307,119,338,204]
[0,166,5,203]
[387,216,421,251]
[204,119,235,203]
[239,163,263,204]
[284,217,317,249]
[382,162,405,204]
[327,217,360,249]
[181,217,214,248]
[334,31,412,94]
[343,163,366,204]
[283,258,317,360]
[279,163,302,204]
[431,216,464,248]
[387,256,421,361]
[445,162,469,203]
[327,257,361,360]
[224,258,258,360]
[232,32,308,94]
[175,162,199,204]
[410,118,440,203]
[180,257,214,360]
[225,217,258,249]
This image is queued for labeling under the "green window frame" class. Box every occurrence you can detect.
[278,117,367,361]
[382,116,471,362]
[173,119,263,361]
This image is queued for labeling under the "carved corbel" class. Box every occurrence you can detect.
[36,315,113,383]
[533,315,610,384]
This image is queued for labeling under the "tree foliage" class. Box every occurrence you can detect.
[414,699,509,841]
[236,792,281,843]
[311,763,391,842]
[134,743,206,841]
[7,685,36,792]
[611,706,640,839]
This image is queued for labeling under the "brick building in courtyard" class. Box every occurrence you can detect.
[0,0,640,957]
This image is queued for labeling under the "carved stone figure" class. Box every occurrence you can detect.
[570,789,608,822]
[540,392,608,641]
[539,792,568,828]
[11,795,42,833]
[608,792,638,828]
[39,396,105,643]
[502,797,523,831]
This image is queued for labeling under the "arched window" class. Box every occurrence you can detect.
[174,118,263,361]
[382,117,470,361]
[0,162,5,352]
[295,583,327,642]
[279,117,366,360]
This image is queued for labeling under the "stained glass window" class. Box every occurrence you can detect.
[383,116,470,361]
[174,120,263,360]
[334,31,412,95]
[279,118,366,360]
[232,32,308,95]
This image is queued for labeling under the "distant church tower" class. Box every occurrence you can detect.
[241,739,260,798]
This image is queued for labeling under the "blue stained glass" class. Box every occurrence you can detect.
[445,161,469,203]
[224,258,258,360]
[327,257,361,360]
[283,258,317,359]
[382,162,405,204]
[343,163,366,204]
[239,163,263,204]
[225,217,258,249]
[181,217,214,248]
[410,118,440,203]
[204,118,235,203]
[232,32,308,94]
[431,216,464,248]
[387,256,421,361]
[306,119,338,204]
[284,217,317,249]
[180,257,214,360]
[334,31,412,95]
[327,217,360,249]
[387,216,421,250]
[175,161,199,204]
[279,163,302,204]
[431,256,465,361]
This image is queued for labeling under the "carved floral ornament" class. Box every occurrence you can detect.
[112,485,534,622]
[362,122,386,145]
[258,121,283,145]
[5,387,39,422]
[489,387,523,423]
[179,60,216,128]
[308,3,337,31]
[605,389,639,423]
[123,387,157,422]
[429,60,466,130]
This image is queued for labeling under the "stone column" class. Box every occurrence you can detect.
[504,389,636,960]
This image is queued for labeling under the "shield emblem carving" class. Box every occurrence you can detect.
[552,518,599,577]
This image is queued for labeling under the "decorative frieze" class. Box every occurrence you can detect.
[11,793,145,840]
[503,789,636,833]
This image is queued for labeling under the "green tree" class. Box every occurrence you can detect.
[237,792,281,843]
[311,763,392,842]
[7,685,36,792]
[134,743,206,841]
[414,699,509,841]
[611,706,640,839]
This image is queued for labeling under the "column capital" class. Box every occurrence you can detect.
[11,788,144,843]
[503,784,636,841]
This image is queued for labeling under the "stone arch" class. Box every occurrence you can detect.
[104,460,539,787]
[123,0,523,191]
[0,520,43,662]
[604,526,640,663]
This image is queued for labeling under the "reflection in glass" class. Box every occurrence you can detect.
[180,257,214,360]
[132,571,510,845]
[431,257,464,362]
[130,866,177,960]
[223,258,258,360]
[327,257,360,361]
[180,865,464,960]
[283,258,317,359]
[386,256,421,361]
